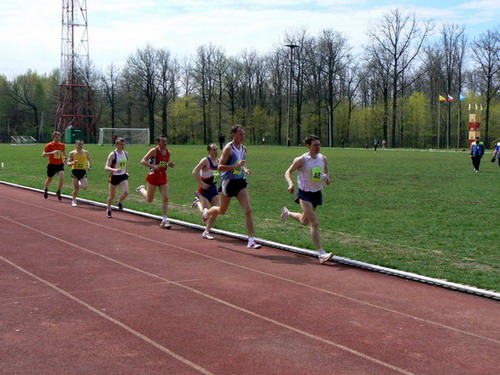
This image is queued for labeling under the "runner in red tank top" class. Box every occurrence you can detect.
[136,135,175,229]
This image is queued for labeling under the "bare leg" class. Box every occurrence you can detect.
[235,188,254,238]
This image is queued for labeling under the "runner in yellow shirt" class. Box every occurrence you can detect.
[67,139,92,207]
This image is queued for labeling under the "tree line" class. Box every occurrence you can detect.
[1,8,498,148]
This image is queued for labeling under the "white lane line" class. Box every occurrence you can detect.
[2,198,497,345]
[1,215,415,375]
[0,255,214,375]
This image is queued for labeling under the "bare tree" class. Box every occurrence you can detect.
[471,28,499,144]
[10,70,45,132]
[100,63,121,129]
[368,8,431,147]
[127,44,159,144]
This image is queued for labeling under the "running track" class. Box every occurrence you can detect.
[0,183,498,375]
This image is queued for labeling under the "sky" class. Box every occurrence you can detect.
[0,0,498,78]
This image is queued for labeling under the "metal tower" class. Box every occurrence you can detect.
[55,0,96,140]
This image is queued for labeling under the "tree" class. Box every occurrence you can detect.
[472,28,499,144]
[10,70,46,135]
[368,8,431,147]
[126,44,159,144]
[100,63,121,129]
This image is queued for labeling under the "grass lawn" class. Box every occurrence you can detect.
[0,143,498,291]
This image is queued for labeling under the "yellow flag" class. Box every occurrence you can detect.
[439,95,446,102]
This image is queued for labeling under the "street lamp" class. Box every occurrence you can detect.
[285,44,298,147]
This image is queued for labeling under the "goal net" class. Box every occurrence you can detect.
[97,128,150,145]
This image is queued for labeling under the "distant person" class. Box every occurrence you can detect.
[203,124,261,248]
[340,138,345,149]
[470,136,485,172]
[136,135,175,229]
[112,134,117,145]
[373,137,379,152]
[42,131,66,201]
[281,135,334,264]
[492,142,500,167]
[104,137,129,218]
[191,144,220,238]
[382,139,387,148]
[67,139,92,207]
[218,133,225,151]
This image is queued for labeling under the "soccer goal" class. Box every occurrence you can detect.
[11,135,37,144]
[97,128,150,145]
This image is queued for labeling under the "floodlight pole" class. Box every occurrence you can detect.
[285,44,298,147]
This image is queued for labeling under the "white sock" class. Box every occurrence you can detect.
[248,237,255,243]
[162,216,168,222]
[318,248,326,255]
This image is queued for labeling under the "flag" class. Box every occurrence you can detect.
[439,95,446,102]
[447,95,454,102]
[468,103,471,111]
[475,103,478,110]
[460,94,465,101]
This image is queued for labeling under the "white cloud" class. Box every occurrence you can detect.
[1,0,498,76]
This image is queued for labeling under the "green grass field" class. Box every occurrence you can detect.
[0,143,498,291]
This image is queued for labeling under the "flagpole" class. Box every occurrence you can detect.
[437,99,440,149]
[457,100,460,149]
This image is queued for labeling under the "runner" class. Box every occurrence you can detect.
[281,135,334,264]
[42,131,66,200]
[67,139,92,207]
[136,135,175,229]
[191,143,220,238]
[203,125,261,248]
[104,137,129,218]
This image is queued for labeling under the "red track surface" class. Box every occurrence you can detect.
[0,183,498,375]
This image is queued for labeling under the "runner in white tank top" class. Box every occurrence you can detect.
[282,135,334,264]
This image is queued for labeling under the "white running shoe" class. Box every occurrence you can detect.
[319,252,334,264]
[281,207,289,222]
[136,185,145,193]
[202,231,214,240]
[160,220,171,229]
[247,240,262,249]
[71,200,77,207]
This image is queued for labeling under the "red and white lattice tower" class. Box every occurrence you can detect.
[55,0,96,140]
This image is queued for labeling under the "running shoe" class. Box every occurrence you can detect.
[107,209,112,218]
[160,220,171,229]
[202,231,214,240]
[71,200,78,207]
[281,206,289,222]
[191,196,200,209]
[247,240,262,249]
[116,200,124,211]
[319,252,334,264]
[43,189,48,199]
[56,190,62,201]
[136,185,145,193]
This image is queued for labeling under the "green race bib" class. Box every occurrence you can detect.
[213,170,220,183]
[119,158,127,169]
[159,160,167,168]
[234,161,243,175]
[54,150,61,159]
[311,166,322,182]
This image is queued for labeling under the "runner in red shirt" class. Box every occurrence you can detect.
[42,131,66,200]
[137,135,175,229]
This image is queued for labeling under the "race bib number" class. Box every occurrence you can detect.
[54,150,61,159]
[159,161,168,168]
[234,161,244,175]
[119,158,127,169]
[213,170,220,183]
[76,162,84,169]
[311,166,322,182]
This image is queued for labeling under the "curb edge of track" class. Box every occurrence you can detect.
[1,180,498,301]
